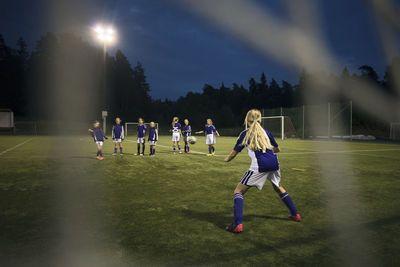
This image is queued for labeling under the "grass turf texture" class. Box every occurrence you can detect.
[1,135,400,266]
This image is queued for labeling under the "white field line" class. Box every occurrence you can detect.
[126,139,400,157]
[126,139,223,157]
[278,148,400,155]
[0,138,33,157]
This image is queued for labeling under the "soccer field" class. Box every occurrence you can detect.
[1,135,400,266]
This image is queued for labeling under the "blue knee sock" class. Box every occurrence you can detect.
[178,145,181,151]
[97,150,99,156]
[120,147,123,153]
[137,144,140,154]
[234,193,244,225]
[142,144,145,154]
[187,145,190,152]
[212,146,215,152]
[184,145,187,152]
[280,192,298,216]
[114,147,117,153]
[152,148,155,155]
[99,150,103,157]
[173,145,176,152]
[209,147,212,154]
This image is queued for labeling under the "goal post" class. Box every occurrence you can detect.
[246,116,297,140]
[125,122,159,137]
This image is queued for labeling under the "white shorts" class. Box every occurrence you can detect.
[149,141,157,146]
[183,136,190,142]
[113,138,122,143]
[206,134,216,145]
[172,133,180,142]
[137,138,145,144]
[239,169,281,190]
[95,141,104,146]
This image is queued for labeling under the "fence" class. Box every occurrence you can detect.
[262,101,353,139]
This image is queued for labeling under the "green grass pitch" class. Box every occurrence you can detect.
[1,135,400,266]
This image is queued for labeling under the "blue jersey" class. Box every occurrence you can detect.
[137,124,146,138]
[112,124,124,139]
[172,123,181,133]
[205,125,216,135]
[234,129,279,172]
[148,127,158,141]
[92,127,105,142]
[182,125,191,137]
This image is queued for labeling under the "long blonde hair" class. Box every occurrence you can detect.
[242,109,274,151]
[172,117,178,127]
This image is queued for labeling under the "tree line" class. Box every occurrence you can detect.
[1,32,399,132]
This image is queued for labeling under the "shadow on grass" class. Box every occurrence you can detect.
[180,209,290,230]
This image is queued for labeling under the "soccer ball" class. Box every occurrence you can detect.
[189,136,197,144]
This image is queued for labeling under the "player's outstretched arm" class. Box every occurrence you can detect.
[195,130,204,134]
[216,130,220,137]
[224,150,238,162]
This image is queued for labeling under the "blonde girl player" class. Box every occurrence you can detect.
[171,117,182,154]
[136,118,146,156]
[88,120,107,160]
[182,119,192,153]
[195,118,220,156]
[148,121,158,156]
[112,117,124,155]
[224,109,301,233]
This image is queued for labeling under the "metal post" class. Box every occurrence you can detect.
[302,105,305,139]
[350,100,353,141]
[280,107,283,116]
[327,102,331,139]
[281,116,284,140]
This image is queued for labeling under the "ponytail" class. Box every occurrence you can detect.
[241,109,274,151]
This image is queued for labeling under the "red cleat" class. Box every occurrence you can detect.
[226,223,243,233]
[99,157,104,160]
[291,214,301,222]
[96,156,100,160]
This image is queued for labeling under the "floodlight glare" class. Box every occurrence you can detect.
[93,24,116,45]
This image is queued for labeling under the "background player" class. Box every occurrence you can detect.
[148,121,158,156]
[224,109,301,233]
[195,118,220,156]
[136,117,146,156]
[171,117,182,154]
[182,119,192,153]
[88,120,107,160]
[112,117,124,155]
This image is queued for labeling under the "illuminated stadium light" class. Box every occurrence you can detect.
[93,24,116,45]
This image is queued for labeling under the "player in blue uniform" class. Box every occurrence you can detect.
[224,109,301,233]
[148,121,158,156]
[171,117,182,154]
[112,117,124,155]
[136,118,146,156]
[88,120,107,160]
[195,118,220,156]
[182,119,192,153]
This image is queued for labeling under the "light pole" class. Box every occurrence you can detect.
[93,24,116,134]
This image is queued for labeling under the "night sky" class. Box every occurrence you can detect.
[0,0,396,100]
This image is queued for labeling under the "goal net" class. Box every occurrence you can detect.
[248,116,297,140]
[125,122,159,137]
[0,109,14,129]
[390,122,400,140]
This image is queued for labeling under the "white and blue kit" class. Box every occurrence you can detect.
[137,124,146,144]
[182,125,191,142]
[234,129,281,190]
[148,127,158,146]
[92,127,105,146]
[204,125,217,145]
[172,122,182,142]
[112,124,124,143]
